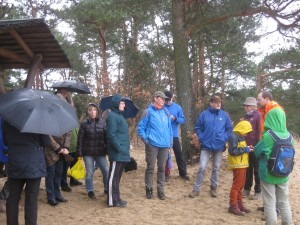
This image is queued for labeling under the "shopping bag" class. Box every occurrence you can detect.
[67,158,85,179]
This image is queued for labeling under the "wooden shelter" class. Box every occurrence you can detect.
[0,18,71,89]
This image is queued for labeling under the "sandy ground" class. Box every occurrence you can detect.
[0,142,299,225]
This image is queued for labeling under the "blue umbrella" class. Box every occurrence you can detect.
[99,96,139,118]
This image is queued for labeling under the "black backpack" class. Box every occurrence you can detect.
[267,130,295,177]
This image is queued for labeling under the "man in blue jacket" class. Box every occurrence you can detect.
[137,91,172,200]
[164,91,190,181]
[189,95,232,198]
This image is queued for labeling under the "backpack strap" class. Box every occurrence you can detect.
[267,130,292,143]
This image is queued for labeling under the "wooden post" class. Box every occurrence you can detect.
[24,54,43,88]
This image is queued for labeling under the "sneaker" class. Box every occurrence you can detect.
[61,185,72,192]
[189,191,200,198]
[210,189,217,198]
[88,191,96,199]
[242,189,250,197]
[249,192,261,200]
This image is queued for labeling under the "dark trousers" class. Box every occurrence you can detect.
[244,152,261,193]
[107,161,125,206]
[45,159,63,201]
[61,156,69,187]
[6,177,41,225]
[61,152,78,186]
[172,137,187,176]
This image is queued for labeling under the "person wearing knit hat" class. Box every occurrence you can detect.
[163,90,190,181]
[241,97,262,200]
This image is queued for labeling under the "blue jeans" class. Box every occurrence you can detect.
[83,156,109,192]
[261,180,293,225]
[193,150,223,192]
[45,159,63,201]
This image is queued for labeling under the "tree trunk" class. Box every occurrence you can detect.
[172,0,196,162]
[97,27,109,96]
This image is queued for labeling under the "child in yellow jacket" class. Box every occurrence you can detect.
[227,120,253,216]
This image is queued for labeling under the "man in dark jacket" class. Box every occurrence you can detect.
[189,95,232,198]
[242,97,262,200]
[3,121,50,225]
[106,94,130,207]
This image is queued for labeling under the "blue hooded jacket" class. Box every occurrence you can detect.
[137,104,173,148]
[195,106,232,151]
[164,102,185,137]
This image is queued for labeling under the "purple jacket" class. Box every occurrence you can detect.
[243,110,261,146]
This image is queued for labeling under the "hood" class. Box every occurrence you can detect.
[111,94,123,111]
[233,120,252,136]
[86,103,99,118]
[264,108,287,133]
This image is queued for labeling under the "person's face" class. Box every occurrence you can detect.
[119,101,125,111]
[257,93,268,109]
[210,101,221,110]
[243,105,255,112]
[88,106,98,119]
[165,98,172,105]
[154,96,165,107]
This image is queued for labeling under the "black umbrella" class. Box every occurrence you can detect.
[0,88,79,136]
[51,80,91,94]
[99,96,139,118]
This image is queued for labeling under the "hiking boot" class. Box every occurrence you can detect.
[242,189,250,197]
[70,178,83,187]
[210,189,217,198]
[189,191,200,198]
[249,192,261,200]
[61,185,72,192]
[165,175,170,182]
[157,190,166,200]
[88,191,96,199]
[146,187,153,199]
[238,201,251,213]
[228,204,245,216]
[180,174,190,181]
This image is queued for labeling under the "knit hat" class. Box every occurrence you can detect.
[243,97,257,106]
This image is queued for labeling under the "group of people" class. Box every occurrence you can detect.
[0,88,295,225]
[187,91,293,224]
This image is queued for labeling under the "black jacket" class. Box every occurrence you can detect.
[3,121,50,179]
[77,114,107,157]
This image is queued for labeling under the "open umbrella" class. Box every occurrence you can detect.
[51,80,91,94]
[99,96,139,118]
[0,88,79,136]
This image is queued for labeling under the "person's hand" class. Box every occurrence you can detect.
[59,148,69,155]
[248,146,254,152]
[170,115,176,121]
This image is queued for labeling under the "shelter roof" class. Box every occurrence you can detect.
[0,18,71,69]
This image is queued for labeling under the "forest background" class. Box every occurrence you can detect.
[0,0,299,161]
